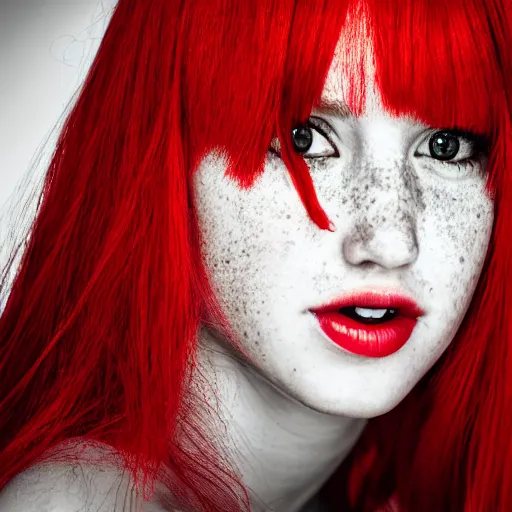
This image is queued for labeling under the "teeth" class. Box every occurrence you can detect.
[354,307,388,319]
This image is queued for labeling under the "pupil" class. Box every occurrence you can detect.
[292,126,313,153]
[429,131,460,161]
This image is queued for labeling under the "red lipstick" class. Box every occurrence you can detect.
[311,290,424,358]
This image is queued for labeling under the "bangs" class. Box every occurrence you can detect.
[183,0,349,185]
[183,0,508,228]
[368,0,505,136]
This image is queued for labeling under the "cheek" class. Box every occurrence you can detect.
[417,179,493,326]
[193,155,313,338]
[195,160,299,268]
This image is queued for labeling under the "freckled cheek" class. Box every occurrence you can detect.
[199,192,316,278]
[198,223,301,338]
[309,161,354,208]
[419,187,493,314]
[448,196,493,271]
[201,217,294,278]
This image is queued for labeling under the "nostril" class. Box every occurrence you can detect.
[356,260,378,271]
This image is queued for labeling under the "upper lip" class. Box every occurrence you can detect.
[310,289,425,319]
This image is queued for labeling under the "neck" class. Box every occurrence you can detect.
[185,328,367,512]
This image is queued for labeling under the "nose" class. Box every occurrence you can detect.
[341,174,420,270]
[339,115,423,270]
[342,220,419,269]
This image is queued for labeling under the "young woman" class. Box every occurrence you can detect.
[0,0,510,511]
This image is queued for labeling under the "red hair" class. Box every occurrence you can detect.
[0,1,510,511]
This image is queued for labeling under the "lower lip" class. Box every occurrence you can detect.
[313,311,418,358]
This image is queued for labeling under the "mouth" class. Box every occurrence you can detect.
[310,290,424,358]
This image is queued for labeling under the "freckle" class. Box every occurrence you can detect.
[214,263,218,268]
[452,197,457,201]
[477,213,481,218]
[365,184,369,190]
[257,310,260,314]
[257,331,260,336]
[243,331,247,337]
[371,199,376,204]
[225,260,230,264]
[293,368,297,372]
[460,256,465,263]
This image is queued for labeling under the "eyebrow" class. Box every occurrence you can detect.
[313,99,353,118]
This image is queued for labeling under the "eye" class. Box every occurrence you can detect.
[414,129,489,179]
[416,130,485,163]
[428,131,461,161]
[270,117,339,159]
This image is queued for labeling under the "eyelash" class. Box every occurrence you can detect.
[268,117,339,159]
[302,117,339,159]
[269,121,489,173]
[416,129,489,168]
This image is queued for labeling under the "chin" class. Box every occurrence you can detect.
[285,378,412,419]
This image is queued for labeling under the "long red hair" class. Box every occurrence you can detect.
[0,1,510,511]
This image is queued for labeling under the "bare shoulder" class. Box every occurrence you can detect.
[0,461,125,511]
[0,441,168,512]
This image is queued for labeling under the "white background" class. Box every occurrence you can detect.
[0,0,116,209]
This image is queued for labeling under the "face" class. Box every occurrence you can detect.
[192,37,494,418]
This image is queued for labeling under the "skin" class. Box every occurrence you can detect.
[0,26,494,512]
[190,41,494,511]
[196,110,492,418]
[0,441,169,512]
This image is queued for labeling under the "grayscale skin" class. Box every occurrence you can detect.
[0,22,494,512]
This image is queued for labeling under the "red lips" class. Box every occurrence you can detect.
[311,291,424,358]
